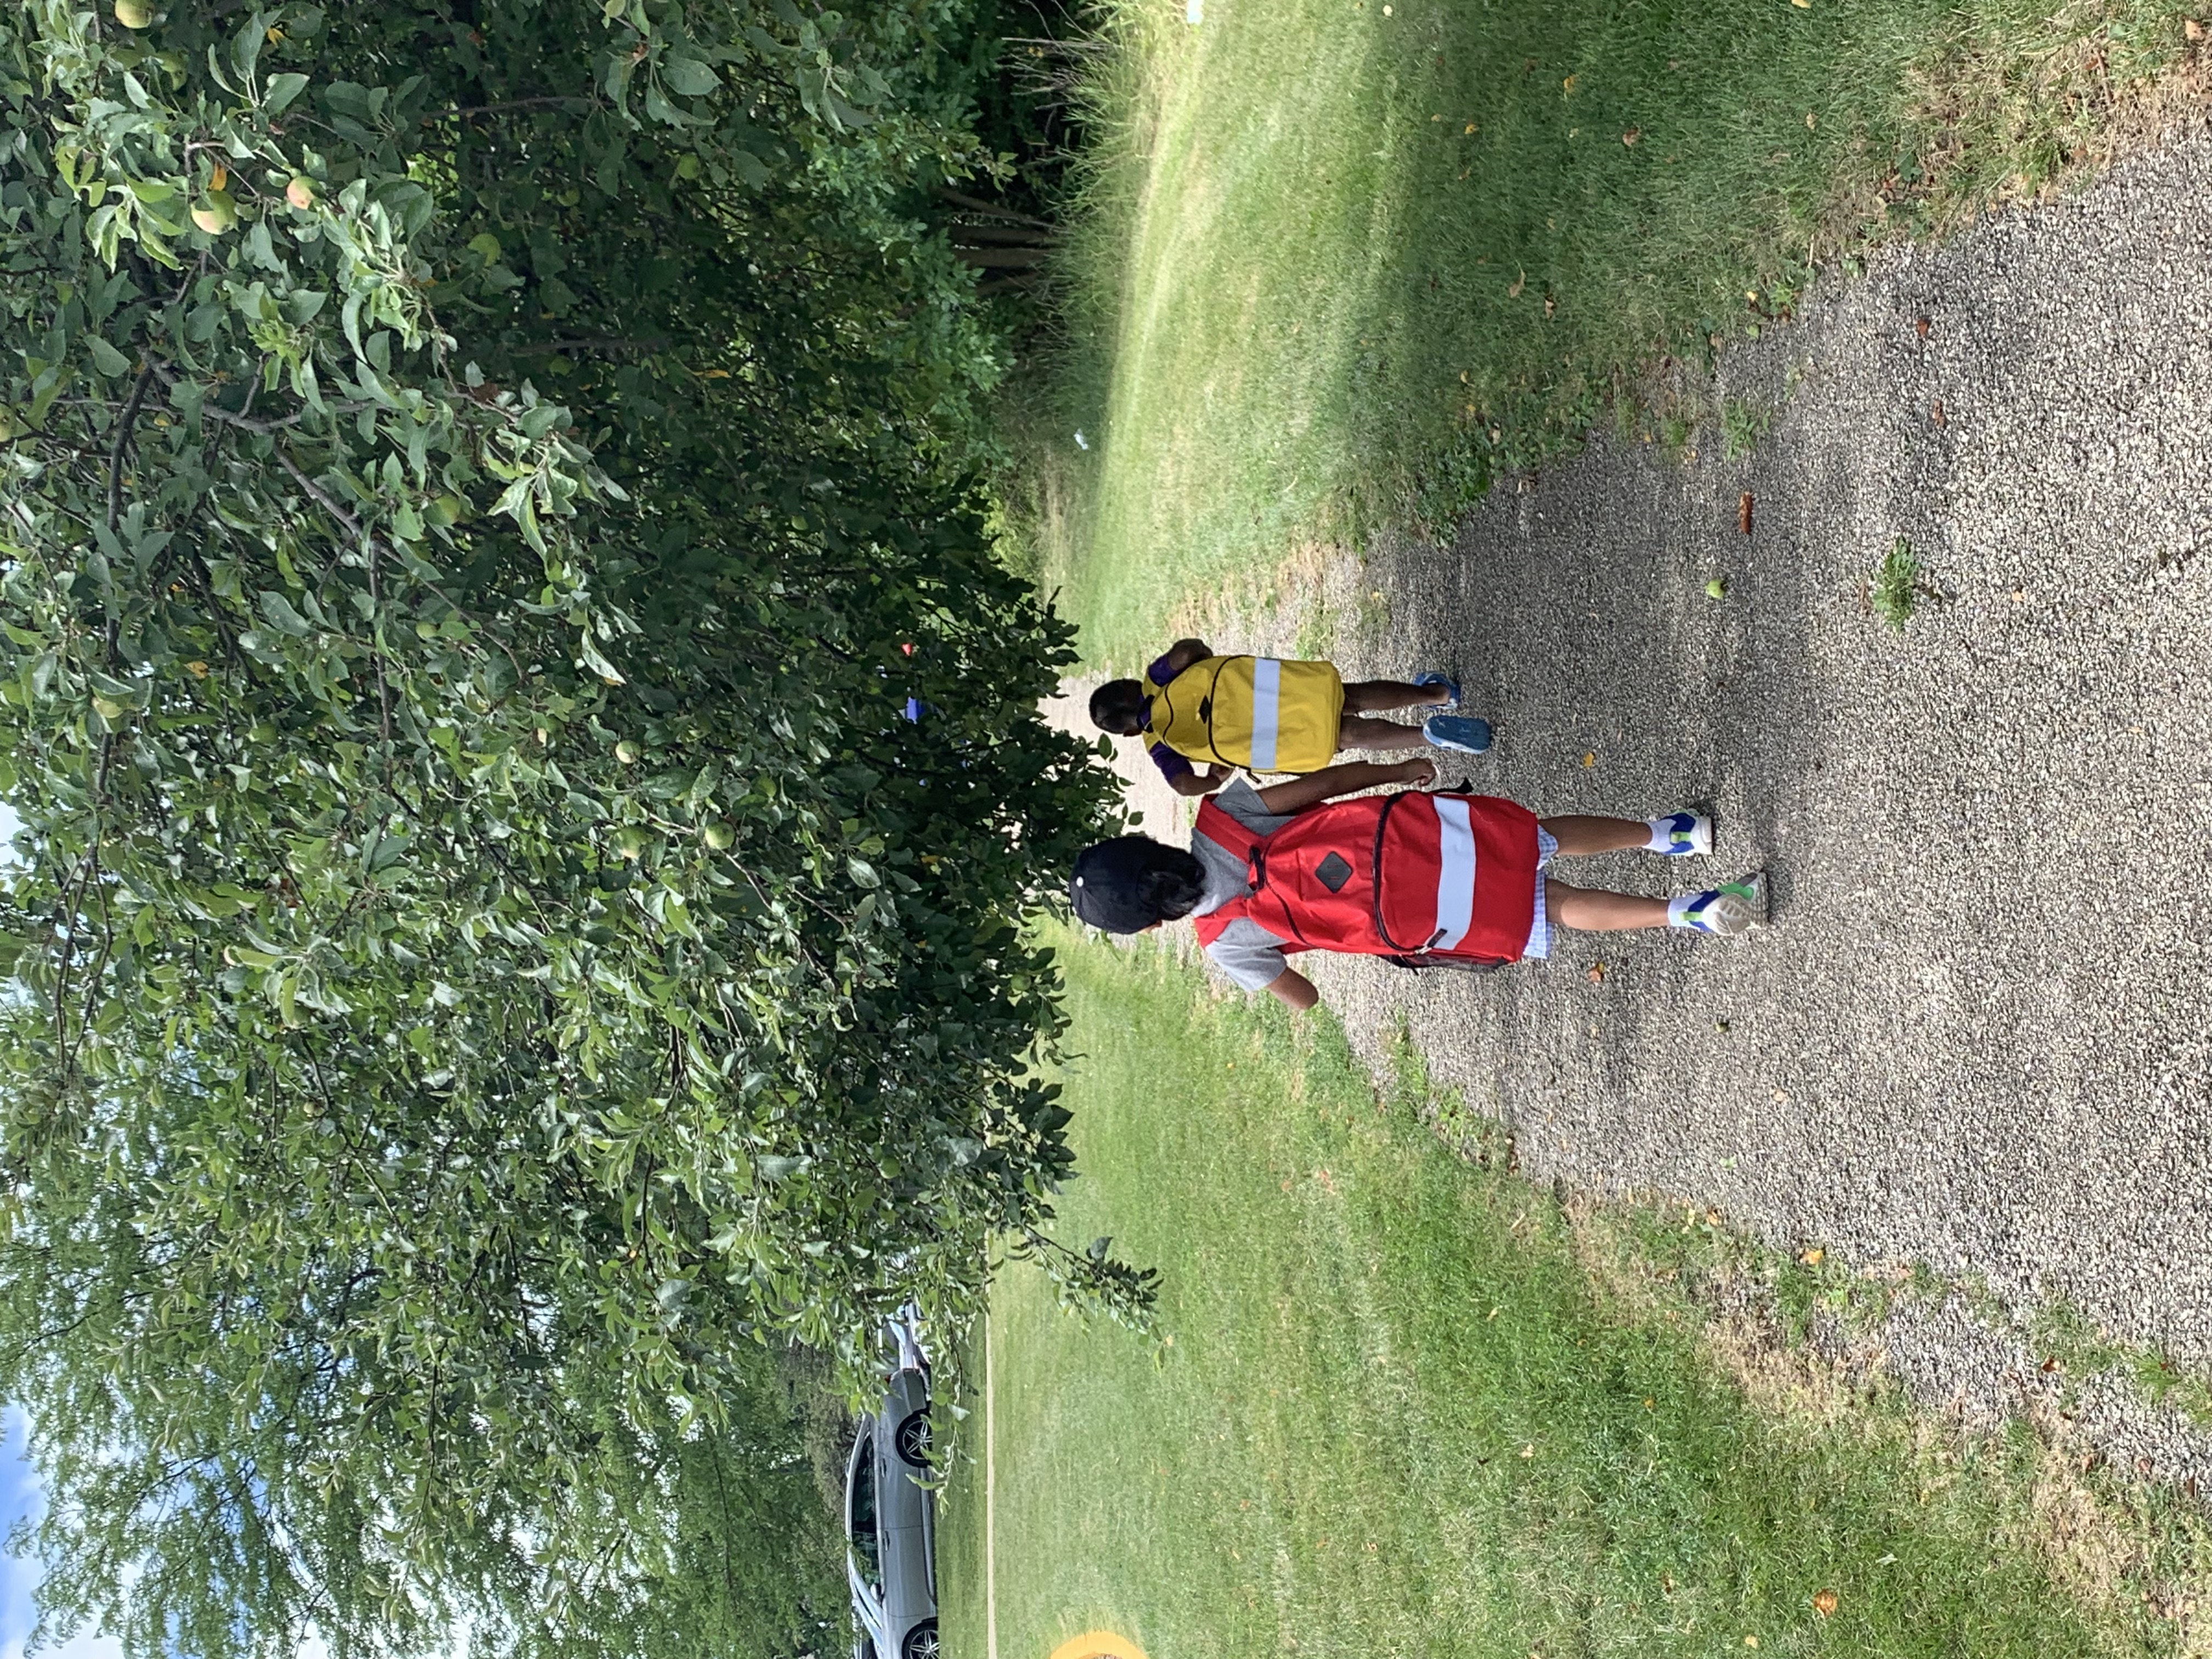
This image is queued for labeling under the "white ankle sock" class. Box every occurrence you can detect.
[1644,811,1706,855]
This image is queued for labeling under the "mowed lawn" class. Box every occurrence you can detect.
[936,933,2202,1659]
[1047,0,2199,662]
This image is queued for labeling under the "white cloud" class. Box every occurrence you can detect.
[8,1630,126,1659]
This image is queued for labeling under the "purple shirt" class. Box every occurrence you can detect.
[1143,652,1193,782]
[1147,740,1194,784]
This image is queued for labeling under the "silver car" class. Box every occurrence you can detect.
[845,1319,937,1659]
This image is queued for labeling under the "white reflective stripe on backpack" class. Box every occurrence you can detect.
[1245,657,1282,771]
[1431,795,1477,950]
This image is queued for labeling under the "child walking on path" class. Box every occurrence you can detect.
[1069,757,1765,1011]
[1088,637,1494,798]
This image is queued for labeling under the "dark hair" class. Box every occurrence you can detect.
[1069,836,1209,933]
[1087,678,1149,736]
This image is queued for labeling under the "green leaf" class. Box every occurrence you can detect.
[257,590,312,635]
[661,56,720,97]
[232,11,268,85]
[86,336,131,376]
[264,72,310,114]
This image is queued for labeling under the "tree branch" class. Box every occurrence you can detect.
[275,448,368,544]
[423,98,595,123]
[105,363,157,531]
[506,336,669,357]
[931,187,1053,229]
[200,398,374,432]
[275,450,397,757]
[145,359,371,432]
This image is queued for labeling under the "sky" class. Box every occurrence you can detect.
[0,1413,123,1659]
[0,809,122,1659]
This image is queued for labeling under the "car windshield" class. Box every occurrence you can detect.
[847,1433,882,1589]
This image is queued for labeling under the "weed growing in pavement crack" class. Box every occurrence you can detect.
[1872,536,1925,630]
[1720,397,1774,459]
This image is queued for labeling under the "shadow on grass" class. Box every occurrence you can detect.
[1025,0,2200,663]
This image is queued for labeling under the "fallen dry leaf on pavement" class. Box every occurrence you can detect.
[1586,963,1605,983]
[1738,493,1753,534]
[1916,315,1931,337]
[1931,398,1946,425]
[1798,1247,1824,1265]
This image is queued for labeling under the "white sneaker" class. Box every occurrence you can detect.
[1697,872,1767,935]
[1652,810,1712,856]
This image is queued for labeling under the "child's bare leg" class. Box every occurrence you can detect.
[1548,879,1668,932]
[1339,713,1432,751]
[1342,680,1452,714]
[1540,815,1651,857]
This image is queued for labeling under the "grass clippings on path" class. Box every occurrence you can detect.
[1031,0,2204,662]
[938,932,2210,1659]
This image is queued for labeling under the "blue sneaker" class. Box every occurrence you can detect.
[1678,872,1766,935]
[1412,671,1462,706]
[1651,810,1712,856]
[1422,713,1492,754]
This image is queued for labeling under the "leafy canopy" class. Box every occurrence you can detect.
[0,2,1127,1656]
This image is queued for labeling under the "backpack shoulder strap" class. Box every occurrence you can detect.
[1193,796,1249,858]
[1189,799,1259,951]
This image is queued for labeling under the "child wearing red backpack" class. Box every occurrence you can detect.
[1068,758,1764,1009]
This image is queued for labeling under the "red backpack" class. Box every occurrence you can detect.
[1192,791,1541,967]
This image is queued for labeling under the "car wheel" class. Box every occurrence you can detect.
[900,1621,939,1659]
[893,1408,932,1466]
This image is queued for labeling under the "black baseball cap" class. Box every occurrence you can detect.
[1069,836,1173,934]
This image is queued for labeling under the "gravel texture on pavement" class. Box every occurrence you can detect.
[1087,134,2212,1459]
[1317,133,2212,1369]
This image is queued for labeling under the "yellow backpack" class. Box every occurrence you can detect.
[1146,656,1345,773]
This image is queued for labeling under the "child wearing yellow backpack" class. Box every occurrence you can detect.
[1088,637,1491,798]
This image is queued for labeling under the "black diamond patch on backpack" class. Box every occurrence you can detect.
[1314,852,1353,893]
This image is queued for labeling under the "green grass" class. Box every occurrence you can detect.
[1721,397,1776,461]
[1872,535,1924,630]
[1034,0,2199,663]
[938,932,2208,1658]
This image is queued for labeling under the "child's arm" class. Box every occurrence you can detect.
[1254,755,1435,815]
[1153,637,1212,681]
[1263,967,1321,1011]
[1168,763,1233,797]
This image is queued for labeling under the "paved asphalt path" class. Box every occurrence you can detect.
[1337,134,2212,1368]
[1102,134,2212,1390]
